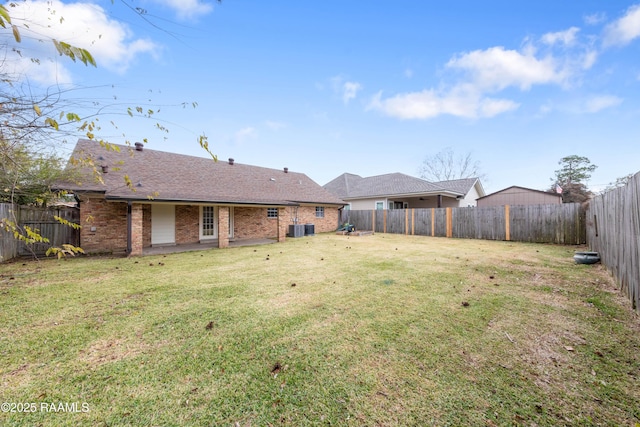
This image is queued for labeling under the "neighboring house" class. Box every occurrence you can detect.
[323,173,485,210]
[476,186,562,207]
[59,140,345,255]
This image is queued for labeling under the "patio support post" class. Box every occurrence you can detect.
[128,202,143,256]
[218,206,229,248]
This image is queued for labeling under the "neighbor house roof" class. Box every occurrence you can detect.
[436,178,483,196]
[323,173,481,199]
[60,140,345,206]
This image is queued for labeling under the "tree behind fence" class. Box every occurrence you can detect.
[587,172,640,312]
[0,203,80,261]
[341,203,586,245]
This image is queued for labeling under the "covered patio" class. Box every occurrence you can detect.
[142,237,277,256]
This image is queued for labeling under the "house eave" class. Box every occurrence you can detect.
[105,195,298,207]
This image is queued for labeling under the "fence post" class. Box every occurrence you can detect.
[446,207,453,238]
[505,205,511,241]
[372,210,375,233]
[383,210,387,233]
[431,208,435,237]
[411,209,415,235]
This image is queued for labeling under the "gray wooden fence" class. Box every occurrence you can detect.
[587,172,640,312]
[0,203,80,261]
[341,203,586,245]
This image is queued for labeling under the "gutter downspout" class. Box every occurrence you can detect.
[127,201,132,255]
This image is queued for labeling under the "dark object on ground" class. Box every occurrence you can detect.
[338,223,356,232]
[574,251,600,264]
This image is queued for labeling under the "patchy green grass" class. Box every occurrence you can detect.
[1,233,639,426]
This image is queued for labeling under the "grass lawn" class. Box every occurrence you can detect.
[1,233,639,426]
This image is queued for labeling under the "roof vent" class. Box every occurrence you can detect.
[284,167,288,173]
[101,165,109,173]
[228,158,235,165]
[134,142,144,151]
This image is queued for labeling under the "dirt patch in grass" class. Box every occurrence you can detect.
[78,337,152,367]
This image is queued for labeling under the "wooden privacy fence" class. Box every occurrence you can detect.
[587,172,640,312]
[341,203,586,245]
[0,203,80,261]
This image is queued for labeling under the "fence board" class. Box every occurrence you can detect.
[587,172,640,312]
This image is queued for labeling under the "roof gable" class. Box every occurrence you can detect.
[61,140,345,206]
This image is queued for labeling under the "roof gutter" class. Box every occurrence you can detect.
[104,196,301,207]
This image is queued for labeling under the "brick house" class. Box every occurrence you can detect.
[60,140,345,255]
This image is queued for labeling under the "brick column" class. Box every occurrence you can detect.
[277,207,287,242]
[130,203,143,256]
[218,206,229,248]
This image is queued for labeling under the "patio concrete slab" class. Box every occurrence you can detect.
[142,238,276,256]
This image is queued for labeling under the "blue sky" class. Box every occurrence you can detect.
[7,0,640,193]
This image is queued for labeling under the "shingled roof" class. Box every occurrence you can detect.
[62,140,345,206]
[435,178,482,196]
[323,172,479,199]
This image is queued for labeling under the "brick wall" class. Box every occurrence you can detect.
[175,205,199,244]
[281,206,340,233]
[233,207,279,239]
[130,204,143,256]
[79,196,128,254]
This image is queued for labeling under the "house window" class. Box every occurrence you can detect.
[315,206,324,218]
[375,201,384,210]
[202,206,216,237]
[267,207,278,218]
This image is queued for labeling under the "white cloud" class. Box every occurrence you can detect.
[152,0,214,20]
[367,86,518,120]
[234,127,257,144]
[342,81,362,104]
[603,4,640,47]
[446,46,568,91]
[584,95,623,113]
[7,0,160,84]
[541,27,580,47]
[478,97,520,117]
[265,120,286,131]
[331,75,362,104]
[584,12,606,26]
[581,50,598,69]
